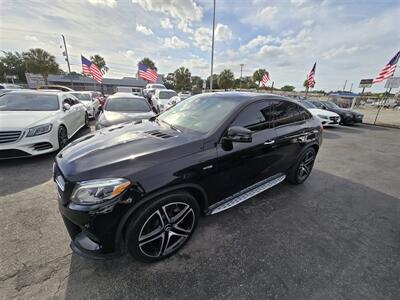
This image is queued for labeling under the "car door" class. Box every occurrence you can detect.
[271,100,312,172]
[61,96,76,137]
[68,96,85,133]
[214,100,279,201]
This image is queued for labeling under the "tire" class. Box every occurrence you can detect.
[84,113,90,128]
[57,125,69,150]
[125,191,200,263]
[286,147,316,184]
[92,108,96,119]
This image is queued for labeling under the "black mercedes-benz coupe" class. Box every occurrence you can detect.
[54,92,322,262]
[309,100,363,124]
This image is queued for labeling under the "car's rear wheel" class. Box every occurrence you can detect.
[58,125,69,150]
[286,147,316,184]
[125,191,199,262]
[84,113,90,127]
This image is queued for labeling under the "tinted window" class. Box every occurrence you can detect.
[159,91,177,99]
[301,100,316,109]
[310,100,324,108]
[232,101,273,131]
[71,93,91,101]
[272,100,304,127]
[105,97,151,112]
[299,106,312,120]
[0,93,59,111]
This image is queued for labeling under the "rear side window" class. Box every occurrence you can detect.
[231,100,274,132]
[272,100,304,127]
[299,106,312,120]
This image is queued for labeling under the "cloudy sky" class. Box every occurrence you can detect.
[1,0,399,91]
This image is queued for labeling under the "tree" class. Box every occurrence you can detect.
[191,75,203,91]
[206,74,219,90]
[0,51,28,83]
[23,48,61,84]
[281,85,295,92]
[253,69,266,90]
[90,54,108,73]
[174,67,191,91]
[164,72,175,89]
[217,69,235,90]
[139,57,157,70]
[303,80,309,89]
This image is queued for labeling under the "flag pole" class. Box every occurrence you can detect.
[374,87,391,125]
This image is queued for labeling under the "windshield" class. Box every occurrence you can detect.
[158,94,240,133]
[71,93,91,101]
[324,101,340,109]
[105,97,150,112]
[0,93,59,111]
[301,100,316,109]
[159,91,177,99]
[149,84,166,89]
[310,101,323,108]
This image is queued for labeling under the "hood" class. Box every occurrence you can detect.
[56,119,202,181]
[0,111,57,129]
[97,111,155,128]
[308,108,339,117]
[325,106,361,116]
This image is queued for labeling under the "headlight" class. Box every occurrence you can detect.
[317,114,329,120]
[27,123,53,137]
[71,178,131,205]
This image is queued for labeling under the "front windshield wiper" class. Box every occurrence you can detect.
[159,118,181,133]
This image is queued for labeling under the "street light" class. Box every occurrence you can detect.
[210,0,216,92]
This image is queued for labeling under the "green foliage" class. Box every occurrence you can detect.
[90,54,108,73]
[217,69,235,90]
[174,67,191,91]
[23,48,61,84]
[206,74,219,90]
[281,85,295,92]
[303,80,309,88]
[164,72,175,89]
[191,75,204,91]
[0,51,28,83]
[253,69,266,89]
[139,57,156,70]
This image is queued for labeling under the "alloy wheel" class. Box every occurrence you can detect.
[297,149,315,182]
[138,202,195,258]
[85,113,89,127]
[58,126,68,149]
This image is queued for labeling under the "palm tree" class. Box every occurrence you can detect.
[218,69,235,90]
[253,69,266,90]
[90,54,108,73]
[23,48,60,84]
[139,57,157,70]
[174,67,191,91]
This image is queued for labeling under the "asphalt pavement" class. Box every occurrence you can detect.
[0,122,399,299]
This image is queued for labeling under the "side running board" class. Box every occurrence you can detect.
[207,174,286,215]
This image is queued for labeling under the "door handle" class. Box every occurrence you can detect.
[264,140,275,145]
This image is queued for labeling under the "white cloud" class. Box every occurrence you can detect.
[258,6,278,22]
[290,0,308,6]
[125,50,135,59]
[24,35,39,42]
[193,27,211,51]
[323,46,359,59]
[239,35,279,52]
[303,19,314,27]
[215,24,233,41]
[136,24,154,35]
[163,36,189,49]
[160,18,173,29]
[88,0,117,7]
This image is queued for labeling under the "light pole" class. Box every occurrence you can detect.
[210,0,216,92]
[239,63,244,89]
[61,34,73,89]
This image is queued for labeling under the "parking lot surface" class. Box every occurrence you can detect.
[1,123,399,299]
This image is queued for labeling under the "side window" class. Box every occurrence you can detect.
[299,106,312,120]
[63,97,72,106]
[231,101,273,132]
[272,100,304,127]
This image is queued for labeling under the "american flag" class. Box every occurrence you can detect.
[81,55,104,83]
[261,71,270,87]
[307,63,316,88]
[138,63,158,83]
[373,50,400,84]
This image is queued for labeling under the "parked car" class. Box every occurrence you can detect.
[299,100,341,126]
[116,86,143,96]
[54,92,322,262]
[70,92,100,119]
[309,100,363,124]
[0,83,23,89]
[95,93,155,130]
[167,95,184,108]
[37,85,74,92]
[178,91,192,100]
[91,91,105,109]
[0,91,88,159]
[151,89,178,112]
[143,83,166,101]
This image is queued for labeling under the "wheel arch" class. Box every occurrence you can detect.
[115,183,209,248]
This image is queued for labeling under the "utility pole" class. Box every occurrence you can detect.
[239,63,244,89]
[61,34,73,89]
[343,79,347,91]
[210,0,216,92]
[350,83,353,92]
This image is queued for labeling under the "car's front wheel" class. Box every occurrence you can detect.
[84,113,90,128]
[286,147,316,184]
[57,125,69,150]
[125,191,199,262]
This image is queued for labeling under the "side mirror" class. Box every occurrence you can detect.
[224,126,252,143]
[322,105,327,110]
[63,103,71,111]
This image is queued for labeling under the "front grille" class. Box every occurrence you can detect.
[329,116,339,122]
[32,142,53,151]
[145,130,173,139]
[0,131,22,144]
[0,149,30,159]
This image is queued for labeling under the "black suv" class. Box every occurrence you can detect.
[309,100,363,124]
[54,92,322,262]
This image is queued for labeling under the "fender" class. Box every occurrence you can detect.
[114,183,209,248]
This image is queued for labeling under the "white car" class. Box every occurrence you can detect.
[0,91,88,159]
[70,91,100,119]
[151,89,178,112]
[300,100,341,126]
[143,83,166,100]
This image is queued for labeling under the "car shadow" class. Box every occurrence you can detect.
[61,170,400,299]
[322,131,341,139]
[0,124,94,197]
